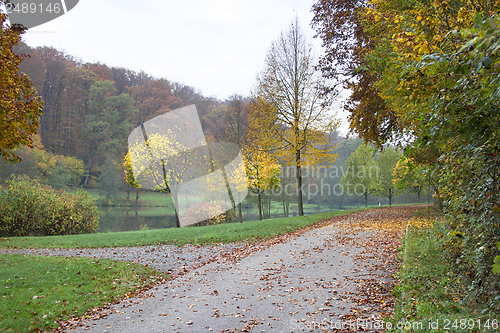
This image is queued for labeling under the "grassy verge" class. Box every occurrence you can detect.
[0,254,166,332]
[0,208,374,249]
[389,208,498,332]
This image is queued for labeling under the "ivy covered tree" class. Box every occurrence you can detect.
[321,0,500,312]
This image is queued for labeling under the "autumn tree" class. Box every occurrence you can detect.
[128,78,183,127]
[202,104,229,143]
[97,157,122,201]
[340,144,378,207]
[311,0,398,146]
[0,4,43,162]
[374,147,400,205]
[126,106,237,228]
[39,65,97,156]
[123,152,141,203]
[223,95,250,222]
[128,127,195,227]
[393,156,425,202]
[243,147,281,221]
[352,0,500,311]
[0,132,86,188]
[225,95,249,146]
[198,97,249,223]
[30,134,85,188]
[252,19,339,216]
[0,146,38,182]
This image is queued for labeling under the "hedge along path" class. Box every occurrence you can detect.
[49,205,425,332]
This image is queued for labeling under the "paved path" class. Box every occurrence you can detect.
[64,206,421,332]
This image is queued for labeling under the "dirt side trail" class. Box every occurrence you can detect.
[37,205,424,332]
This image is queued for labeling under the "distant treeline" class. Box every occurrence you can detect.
[10,42,250,187]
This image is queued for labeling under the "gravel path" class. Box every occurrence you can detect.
[0,243,247,279]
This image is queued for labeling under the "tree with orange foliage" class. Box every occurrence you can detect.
[0,2,43,162]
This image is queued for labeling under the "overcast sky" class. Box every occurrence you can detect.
[21,0,350,135]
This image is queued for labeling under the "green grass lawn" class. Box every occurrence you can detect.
[0,254,166,332]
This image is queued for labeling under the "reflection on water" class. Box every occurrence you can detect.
[97,206,177,232]
[96,205,284,232]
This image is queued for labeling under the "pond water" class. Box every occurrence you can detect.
[97,206,178,232]
[96,205,265,232]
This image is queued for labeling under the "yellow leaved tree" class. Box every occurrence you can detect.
[243,145,281,221]
[251,19,339,215]
[0,3,43,162]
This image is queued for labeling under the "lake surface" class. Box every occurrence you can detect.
[96,205,270,232]
[97,206,178,232]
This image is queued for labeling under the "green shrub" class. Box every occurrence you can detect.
[0,175,99,236]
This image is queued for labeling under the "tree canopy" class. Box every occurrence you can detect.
[250,19,339,216]
[340,144,378,207]
[0,6,43,162]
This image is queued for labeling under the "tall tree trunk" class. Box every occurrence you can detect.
[171,192,181,227]
[175,209,180,228]
[84,154,93,185]
[296,153,304,216]
[266,196,271,218]
[258,191,263,220]
[238,202,243,223]
[283,198,289,216]
[364,193,368,208]
[389,190,392,206]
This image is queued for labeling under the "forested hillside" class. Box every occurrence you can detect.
[6,42,243,187]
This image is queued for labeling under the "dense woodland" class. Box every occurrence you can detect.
[1,42,246,188]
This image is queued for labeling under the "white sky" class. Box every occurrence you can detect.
[21,0,351,135]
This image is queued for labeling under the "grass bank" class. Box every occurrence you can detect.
[0,254,166,332]
[389,207,498,332]
[0,208,371,249]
